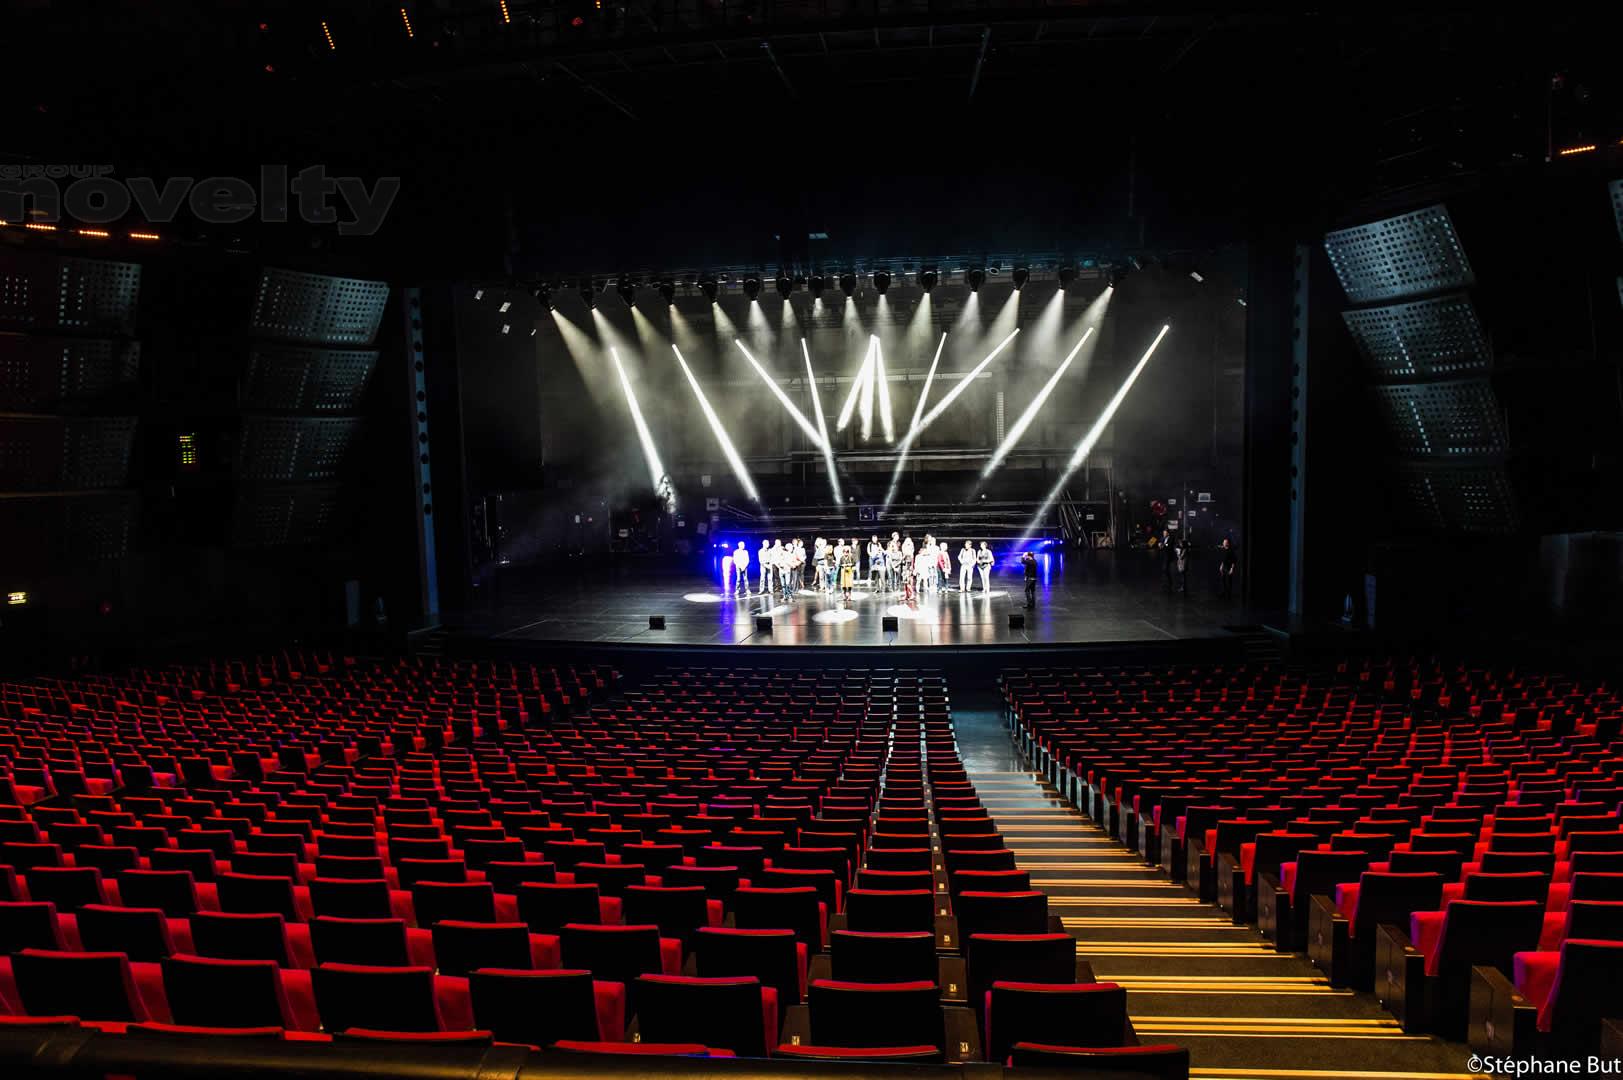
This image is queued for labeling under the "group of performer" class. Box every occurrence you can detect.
[721,534,997,602]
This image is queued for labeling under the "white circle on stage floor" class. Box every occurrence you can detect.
[972,590,1008,598]
[796,589,821,597]
[683,592,725,603]
[763,604,793,616]
[883,604,928,620]
[812,609,860,623]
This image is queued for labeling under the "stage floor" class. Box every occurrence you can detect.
[450,550,1255,648]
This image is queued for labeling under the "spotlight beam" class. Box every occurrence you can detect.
[916,327,1020,433]
[1024,323,1171,539]
[858,337,876,439]
[734,339,826,450]
[873,335,894,443]
[836,338,874,432]
[981,326,1094,478]
[609,347,671,508]
[881,332,947,510]
[803,338,844,506]
[672,344,761,506]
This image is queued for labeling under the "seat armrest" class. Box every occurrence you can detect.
[1468,963,1535,1056]
[937,955,966,1003]
[934,914,960,953]
[1375,922,1428,1033]
[807,953,832,985]
[777,1004,812,1049]
[941,1005,980,1064]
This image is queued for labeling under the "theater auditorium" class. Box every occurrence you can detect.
[2,6,1621,1080]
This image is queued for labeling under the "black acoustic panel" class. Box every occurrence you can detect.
[232,483,343,548]
[1340,293,1491,381]
[0,491,138,567]
[250,268,389,346]
[1390,461,1518,534]
[0,336,141,410]
[1324,205,1474,304]
[1372,379,1508,458]
[237,417,361,483]
[0,416,138,491]
[242,344,378,412]
[0,253,142,333]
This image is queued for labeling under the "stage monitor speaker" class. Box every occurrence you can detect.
[755,615,773,632]
[1008,613,1025,629]
[881,616,899,632]
[649,615,665,630]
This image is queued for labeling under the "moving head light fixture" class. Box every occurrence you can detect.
[808,274,826,299]
[698,274,719,303]
[966,268,986,293]
[776,273,794,299]
[918,269,938,294]
[531,283,553,310]
[580,279,598,309]
[616,276,637,307]
[839,272,857,298]
[743,276,762,302]
[872,270,891,295]
[658,279,676,305]
[1011,266,1030,290]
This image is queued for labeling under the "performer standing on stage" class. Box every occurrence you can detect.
[866,536,882,589]
[768,539,784,595]
[913,544,933,597]
[937,542,951,591]
[1219,535,1237,599]
[721,550,734,596]
[732,541,750,597]
[1022,550,1038,609]
[886,535,902,593]
[839,541,857,601]
[757,539,771,595]
[794,539,808,592]
[958,541,976,592]
[977,542,994,593]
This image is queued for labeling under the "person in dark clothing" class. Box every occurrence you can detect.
[1218,536,1238,599]
[1021,551,1038,609]
[1162,529,1178,589]
[1173,536,1189,595]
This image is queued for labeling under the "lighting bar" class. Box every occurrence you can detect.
[803,339,844,506]
[1557,144,1596,156]
[672,344,760,505]
[128,231,160,241]
[76,228,110,238]
[836,338,875,431]
[321,20,336,49]
[610,348,671,508]
[498,0,511,24]
[916,327,1020,433]
[982,326,1093,478]
[734,339,825,450]
[400,7,413,36]
[881,332,947,510]
[1025,323,1171,539]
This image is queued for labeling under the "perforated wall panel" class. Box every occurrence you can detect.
[232,483,343,548]
[0,492,138,567]
[242,344,378,412]
[1341,293,1491,381]
[1324,205,1474,304]
[1611,179,1623,246]
[0,416,137,490]
[1390,462,1518,533]
[0,253,142,332]
[0,336,141,410]
[250,269,389,345]
[1372,379,1507,457]
[237,417,361,482]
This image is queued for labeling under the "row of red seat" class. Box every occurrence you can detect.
[0,656,1190,1077]
[1004,657,1623,1058]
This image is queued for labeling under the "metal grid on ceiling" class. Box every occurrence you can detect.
[0,416,137,491]
[231,483,343,549]
[250,269,389,347]
[1373,380,1507,457]
[1390,461,1518,534]
[236,417,361,483]
[1341,293,1491,381]
[1324,205,1474,305]
[0,492,138,565]
[242,344,378,413]
[0,337,141,410]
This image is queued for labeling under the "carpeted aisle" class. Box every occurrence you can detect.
[951,683,1479,1080]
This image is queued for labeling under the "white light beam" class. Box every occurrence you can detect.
[981,326,1094,478]
[609,348,670,506]
[803,338,844,506]
[916,327,1020,433]
[836,338,874,432]
[1025,323,1171,539]
[881,332,947,510]
[873,335,894,443]
[734,339,826,450]
[672,343,760,505]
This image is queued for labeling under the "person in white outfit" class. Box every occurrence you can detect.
[958,541,976,592]
[757,540,771,595]
[977,542,994,592]
[913,547,933,596]
[732,542,750,597]
[721,551,734,596]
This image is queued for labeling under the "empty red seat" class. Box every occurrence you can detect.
[161,954,317,1031]
[9,949,156,1022]
[828,930,936,984]
[468,968,622,1046]
[801,979,943,1054]
[635,975,777,1056]
[984,982,1128,1063]
[311,963,447,1033]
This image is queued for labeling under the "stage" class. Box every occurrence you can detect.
[444,549,1260,650]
